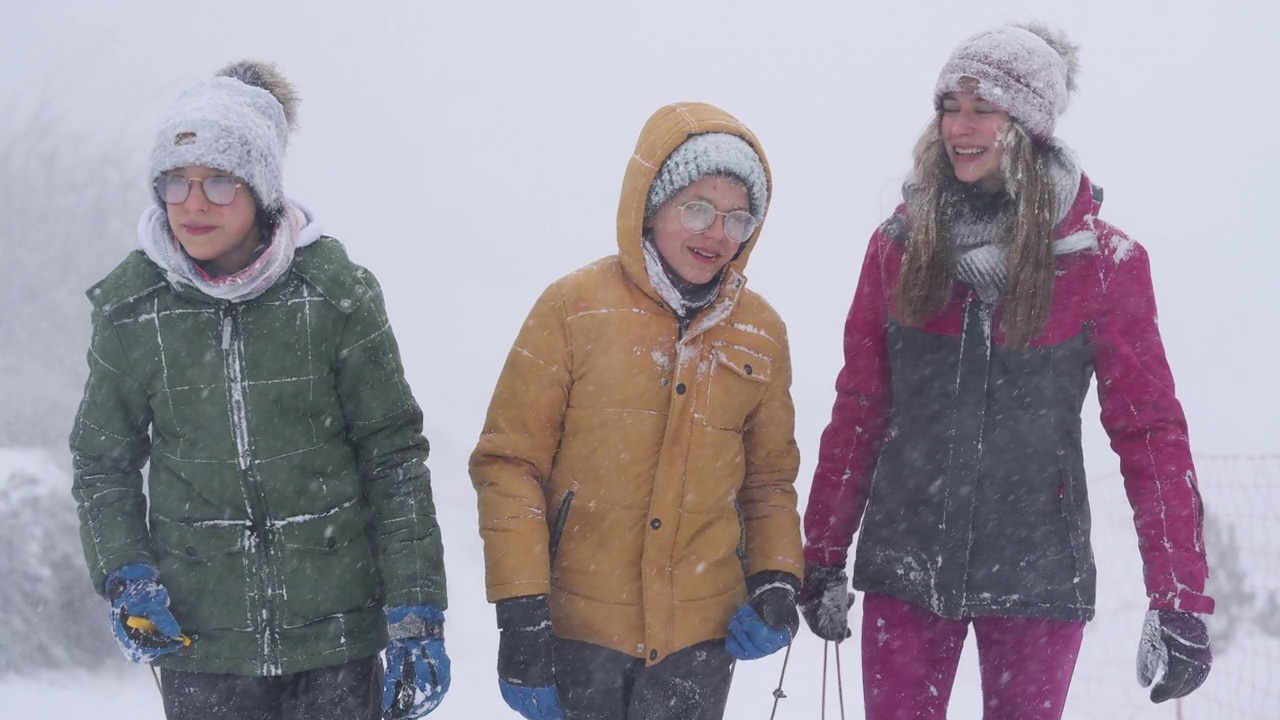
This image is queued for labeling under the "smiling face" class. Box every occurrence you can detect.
[162,166,261,276]
[647,175,750,286]
[939,92,1011,192]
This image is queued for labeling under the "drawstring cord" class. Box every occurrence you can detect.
[765,639,847,719]
[821,641,847,720]
[768,641,793,719]
[147,664,163,693]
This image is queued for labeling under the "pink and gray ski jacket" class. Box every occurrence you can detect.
[803,173,1213,621]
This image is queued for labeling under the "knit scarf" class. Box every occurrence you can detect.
[138,199,322,303]
[950,191,1014,304]
[946,148,1082,304]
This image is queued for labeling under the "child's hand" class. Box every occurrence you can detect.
[105,563,189,663]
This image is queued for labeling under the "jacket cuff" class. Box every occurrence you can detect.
[104,563,160,599]
[495,594,551,632]
[804,544,849,568]
[747,570,801,596]
[1149,590,1216,615]
[387,604,445,640]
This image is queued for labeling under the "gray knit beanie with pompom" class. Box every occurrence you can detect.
[645,132,768,221]
[149,60,299,214]
[934,22,1080,140]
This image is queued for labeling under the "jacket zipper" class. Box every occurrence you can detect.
[221,305,280,673]
[548,491,575,567]
[733,498,746,574]
[957,296,994,613]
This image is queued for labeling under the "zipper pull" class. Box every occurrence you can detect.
[221,314,232,350]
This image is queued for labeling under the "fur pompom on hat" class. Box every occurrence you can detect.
[646,132,768,221]
[934,22,1079,140]
[150,60,299,214]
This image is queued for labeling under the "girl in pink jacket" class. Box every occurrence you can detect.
[799,23,1213,720]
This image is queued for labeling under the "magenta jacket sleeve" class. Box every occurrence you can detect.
[1091,232,1214,614]
[803,231,894,567]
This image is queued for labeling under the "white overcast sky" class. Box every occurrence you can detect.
[4,0,1274,459]
[2,2,1276,718]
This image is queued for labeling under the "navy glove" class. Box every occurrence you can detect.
[1137,609,1212,703]
[496,595,562,720]
[727,571,800,661]
[104,563,188,663]
[383,605,450,719]
[797,561,853,642]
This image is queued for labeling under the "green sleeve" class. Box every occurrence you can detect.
[69,310,156,596]
[334,272,446,610]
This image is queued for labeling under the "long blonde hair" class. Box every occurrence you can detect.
[896,115,1062,348]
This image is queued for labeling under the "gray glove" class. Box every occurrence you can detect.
[1136,609,1212,703]
[796,561,852,642]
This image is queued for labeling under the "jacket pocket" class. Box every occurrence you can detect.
[274,508,380,628]
[153,517,254,632]
[1057,463,1095,589]
[702,343,772,431]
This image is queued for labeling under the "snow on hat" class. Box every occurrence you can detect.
[934,23,1079,140]
[646,132,768,220]
[150,60,299,214]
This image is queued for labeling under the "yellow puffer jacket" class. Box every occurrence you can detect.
[470,102,802,666]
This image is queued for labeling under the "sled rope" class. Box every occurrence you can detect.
[821,641,847,720]
[768,640,793,719]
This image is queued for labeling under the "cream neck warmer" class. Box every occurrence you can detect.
[138,199,321,303]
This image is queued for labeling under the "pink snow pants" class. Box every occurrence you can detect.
[860,593,1085,720]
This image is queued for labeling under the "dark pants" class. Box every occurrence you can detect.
[160,656,381,720]
[555,638,735,720]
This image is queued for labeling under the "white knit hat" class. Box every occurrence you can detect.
[934,23,1079,140]
[150,61,298,214]
[646,132,768,220]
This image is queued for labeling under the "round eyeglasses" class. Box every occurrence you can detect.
[677,201,758,244]
[155,173,243,206]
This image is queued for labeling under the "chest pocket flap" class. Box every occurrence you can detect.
[704,343,772,430]
[714,344,771,382]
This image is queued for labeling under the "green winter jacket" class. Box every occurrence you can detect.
[70,237,446,676]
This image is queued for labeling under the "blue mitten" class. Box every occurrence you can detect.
[726,571,800,661]
[499,681,563,720]
[496,595,563,720]
[383,605,451,719]
[104,563,188,663]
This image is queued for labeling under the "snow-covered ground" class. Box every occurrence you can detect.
[5,444,1275,719]
[0,669,164,719]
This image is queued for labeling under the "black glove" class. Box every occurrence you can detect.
[1137,609,1212,703]
[747,571,800,638]
[797,561,853,642]
[496,595,562,719]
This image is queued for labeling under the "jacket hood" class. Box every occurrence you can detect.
[616,103,772,303]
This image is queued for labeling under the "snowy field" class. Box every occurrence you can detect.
[6,445,1275,719]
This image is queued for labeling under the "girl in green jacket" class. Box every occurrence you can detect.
[70,60,448,720]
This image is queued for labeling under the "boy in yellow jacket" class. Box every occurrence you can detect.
[471,102,803,720]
